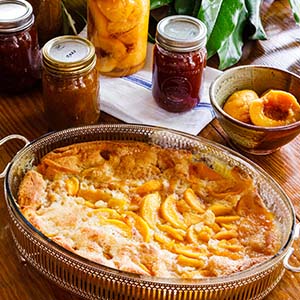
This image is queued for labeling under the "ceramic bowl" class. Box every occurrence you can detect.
[209,65,300,155]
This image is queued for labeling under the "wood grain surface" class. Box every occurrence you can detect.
[1,0,300,299]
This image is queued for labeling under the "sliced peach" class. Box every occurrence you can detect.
[106,3,142,35]
[117,23,144,45]
[209,204,233,216]
[249,90,300,127]
[183,188,205,213]
[223,89,259,123]
[108,197,130,210]
[186,226,198,244]
[177,254,205,268]
[189,162,224,181]
[93,36,127,73]
[123,211,151,242]
[135,180,162,195]
[215,215,240,224]
[87,207,121,219]
[117,36,147,71]
[88,0,109,38]
[213,229,238,240]
[161,195,187,230]
[78,188,111,202]
[196,225,214,243]
[65,177,79,196]
[153,232,175,250]
[97,0,135,22]
[102,219,132,238]
[173,244,207,258]
[140,192,161,228]
[183,212,204,226]
[157,223,186,241]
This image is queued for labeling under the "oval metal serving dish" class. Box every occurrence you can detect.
[2,124,298,300]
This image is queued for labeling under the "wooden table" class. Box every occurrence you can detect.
[1,0,300,299]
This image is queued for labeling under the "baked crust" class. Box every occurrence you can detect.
[17,141,281,278]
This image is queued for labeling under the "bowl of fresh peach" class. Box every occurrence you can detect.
[209,65,300,155]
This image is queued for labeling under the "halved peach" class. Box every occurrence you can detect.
[249,90,300,127]
[223,89,259,123]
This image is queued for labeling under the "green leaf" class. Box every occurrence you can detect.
[289,0,300,23]
[62,2,77,35]
[204,0,246,59]
[245,0,267,40]
[197,0,223,40]
[192,0,201,17]
[218,3,248,69]
[62,0,87,35]
[150,0,174,10]
[174,0,196,15]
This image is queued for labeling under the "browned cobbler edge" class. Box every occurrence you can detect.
[17,140,281,278]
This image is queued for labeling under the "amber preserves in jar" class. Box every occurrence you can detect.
[87,0,150,77]
[42,36,100,131]
[0,0,41,93]
[152,16,207,113]
[27,0,62,46]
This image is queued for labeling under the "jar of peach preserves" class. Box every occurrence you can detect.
[87,0,150,77]
[42,36,100,131]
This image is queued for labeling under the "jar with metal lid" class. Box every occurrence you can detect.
[27,0,62,46]
[152,15,207,113]
[42,35,100,131]
[0,0,41,93]
[87,0,150,77]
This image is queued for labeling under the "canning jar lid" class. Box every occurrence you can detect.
[0,0,34,33]
[42,35,97,76]
[156,15,207,52]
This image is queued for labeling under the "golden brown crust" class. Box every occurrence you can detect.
[18,170,46,208]
[17,141,281,278]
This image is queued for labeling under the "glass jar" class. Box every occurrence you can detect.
[152,16,207,113]
[0,0,41,93]
[27,0,62,46]
[42,36,100,131]
[87,0,150,77]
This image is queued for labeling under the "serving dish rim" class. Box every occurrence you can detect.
[3,123,296,286]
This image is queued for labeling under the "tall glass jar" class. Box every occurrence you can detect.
[42,36,100,131]
[87,0,150,77]
[0,0,41,93]
[27,0,62,46]
[152,16,207,113]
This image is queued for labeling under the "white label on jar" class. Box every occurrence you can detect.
[50,40,89,63]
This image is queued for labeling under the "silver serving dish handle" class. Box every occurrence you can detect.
[0,134,30,179]
[283,222,300,272]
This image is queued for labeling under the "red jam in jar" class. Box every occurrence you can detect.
[152,15,207,113]
[0,0,41,93]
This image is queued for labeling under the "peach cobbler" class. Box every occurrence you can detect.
[18,141,281,278]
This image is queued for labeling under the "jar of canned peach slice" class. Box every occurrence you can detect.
[87,0,150,77]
